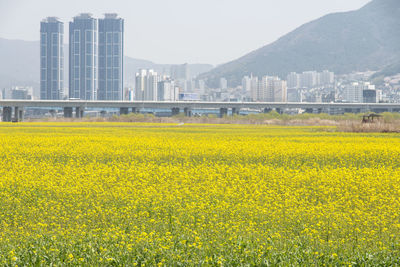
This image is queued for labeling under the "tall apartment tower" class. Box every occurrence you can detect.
[98,14,124,100]
[40,17,64,100]
[69,13,98,100]
[135,69,159,101]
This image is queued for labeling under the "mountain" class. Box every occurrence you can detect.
[0,38,39,96]
[200,0,400,87]
[0,38,213,97]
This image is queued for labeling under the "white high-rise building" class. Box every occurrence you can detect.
[135,69,159,101]
[158,79,179,101]
[320,70,335,85]
[273,80,287,102]
[344,82,363,103]
[287,72,300,89]
[301,71,318,88]
[242,76,251,93]
[220,78,228,90]
[250,76,259,102]
[197,79,206,94]
[253,76,286,102]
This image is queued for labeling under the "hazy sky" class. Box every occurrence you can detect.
[0,0,370,65]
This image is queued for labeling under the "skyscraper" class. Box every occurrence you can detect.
[69,13,98,100]
[40,17,64,100]
[98,14,124,100]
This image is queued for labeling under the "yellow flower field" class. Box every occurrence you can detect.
[0,123,399,265]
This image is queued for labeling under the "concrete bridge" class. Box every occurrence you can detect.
[1,100,399,122]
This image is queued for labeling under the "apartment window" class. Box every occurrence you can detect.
[86,43,92,54]
[106,32,112,44]
[41,57,46,68]
[41,69,46,80]
[40,33,47,45]
[113,68,119,77]
[74,30,80,41]
[74,43,80,53]
[113,57,120,66]
[113,80,119,90]
[86,30,92,42]
[113,45,119,55]
[41,45,46,56]
[99,44,105,55]
[52,46,58,56]
[74,67,80,78]
[113,33,120,43]
[86,55,92,66]
[52,33,58,43]
[99,32,105,43]
[52,69,58,80]
[86,68,92,79]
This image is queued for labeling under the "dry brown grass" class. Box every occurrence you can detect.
[25,114,400,133]
[337,121,400,133]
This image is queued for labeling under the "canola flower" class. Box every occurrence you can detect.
[0,122,399,265]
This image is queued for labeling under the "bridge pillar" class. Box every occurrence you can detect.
[100,110,107,117]
[263,108,272,113]
[49,109,57,117]
[171,107,180,116]
[2,107,12,122]
[184,107,192,117]
[232,108,240,116]
[120,107,129,115]
[219,108,228,118]
[13,107,24,122]
[17,107,24,122]
[64,107,73,118]
[75,107,84,118]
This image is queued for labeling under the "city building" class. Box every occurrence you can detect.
[242,76,251,93]
[69,13,98,100]
[220,78,228,90]
[3,87,33,100]
[170,64,189,80]
[98,14,124,100]
[135,69,159,101]
[344,82,363,103]
[40,17,64,100]
[320,70,335,85]
[363,89,377,103]
[250,76,259,101]
[158,79,179,101]
[301,71,318,88]
[273,79,287,102]
[287,72,300,89]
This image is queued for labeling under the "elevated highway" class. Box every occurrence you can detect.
[0,100,399,121]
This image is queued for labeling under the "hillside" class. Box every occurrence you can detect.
[200,0,400,87]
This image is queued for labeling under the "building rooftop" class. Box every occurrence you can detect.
[75,13,93,19]
[104,13,119,19]
[42,17,61,23]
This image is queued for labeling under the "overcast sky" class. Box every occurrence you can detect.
[0,0,370,65]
